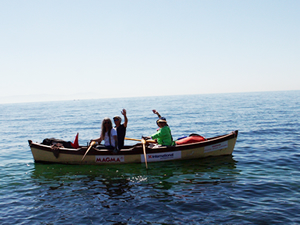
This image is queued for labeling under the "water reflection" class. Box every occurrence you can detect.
[31,156,239,196]
[27,155,240,223]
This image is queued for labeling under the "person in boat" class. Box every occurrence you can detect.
[143,117,175,148]
[91,117,118,153]
[113,109,128,150]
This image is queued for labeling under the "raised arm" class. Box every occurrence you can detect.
[152,109,161,118]
[122,109,128,127]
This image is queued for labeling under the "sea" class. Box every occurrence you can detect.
[0,90,299,224]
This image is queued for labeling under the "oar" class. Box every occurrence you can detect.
[125,137,156,143]
[81,141,96,161]
[125,137,141,141]
[141,138,148,169]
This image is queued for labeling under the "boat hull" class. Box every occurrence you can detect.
[28,130,238,165]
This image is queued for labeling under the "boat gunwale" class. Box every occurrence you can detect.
[28,130,238,156]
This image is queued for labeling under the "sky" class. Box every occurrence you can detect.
[0,0,299,104]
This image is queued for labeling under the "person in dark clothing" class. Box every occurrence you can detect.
[113,109,128,150]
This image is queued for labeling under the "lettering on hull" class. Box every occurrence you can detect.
[95,155,125,163]
[204,141,228,153]
[141,151,181,162]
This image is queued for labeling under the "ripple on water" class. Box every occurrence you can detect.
[1,91,300,224]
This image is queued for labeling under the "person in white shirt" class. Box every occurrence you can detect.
[92,117,118,152]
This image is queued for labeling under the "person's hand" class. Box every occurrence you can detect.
[89,140,97,145]
[152,109,161,118]
[121,109,127,116]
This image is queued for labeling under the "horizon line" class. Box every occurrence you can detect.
[0,89,299,105]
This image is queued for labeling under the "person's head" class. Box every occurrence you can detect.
[113,116,122,127]
[156,117,167,128]
[101,117,113,137]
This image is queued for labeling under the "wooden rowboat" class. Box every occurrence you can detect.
[28,130,238,165]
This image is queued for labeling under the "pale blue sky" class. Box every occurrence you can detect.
[0,0,299,103]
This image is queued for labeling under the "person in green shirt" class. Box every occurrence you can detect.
[143,116,175,147]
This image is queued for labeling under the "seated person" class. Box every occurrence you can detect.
[91,117,118,152]
[113,109,128,150]
[143,117,175,148]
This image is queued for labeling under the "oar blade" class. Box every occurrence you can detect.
[141,139,148,169]
[81,141,96,161]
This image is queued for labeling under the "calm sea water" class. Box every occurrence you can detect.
[0,91,299,224]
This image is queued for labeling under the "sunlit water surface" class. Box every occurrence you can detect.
[0,91,300,224]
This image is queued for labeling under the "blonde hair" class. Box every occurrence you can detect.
[101,117,113,138]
